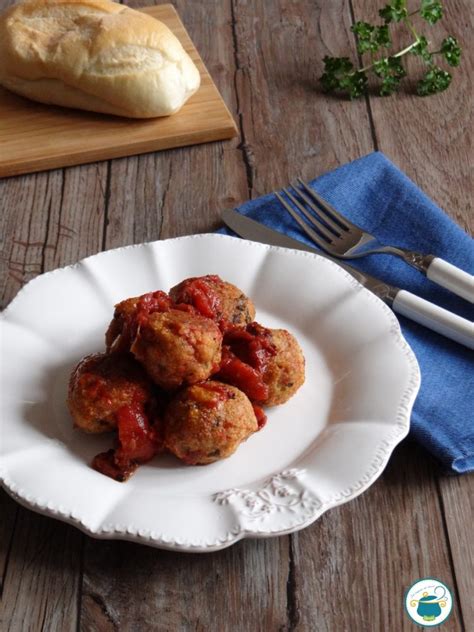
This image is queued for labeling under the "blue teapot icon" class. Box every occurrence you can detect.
[410,588,447,622]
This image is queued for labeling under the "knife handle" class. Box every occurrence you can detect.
[393,290,474,349]
[426,257,474,303]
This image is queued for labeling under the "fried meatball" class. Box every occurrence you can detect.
[130,309,222,390]
[216,324,305,406]
[164,381,258,464]
[105,291,173,353]
[169,275,256,327]
[261,329,305,406]
[68,352,153,433]
[215,322,277,402]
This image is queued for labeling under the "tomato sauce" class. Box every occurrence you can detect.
[216,346,268,402]
[252,404,267,430]
[215,323,276,403]
[92,402,162,481]
[223,323,276,372]
[170,275,224,320]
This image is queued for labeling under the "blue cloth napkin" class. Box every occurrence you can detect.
[220,152,474,473]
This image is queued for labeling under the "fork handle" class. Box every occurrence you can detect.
[392,290,474,349]
[426,258,474,303]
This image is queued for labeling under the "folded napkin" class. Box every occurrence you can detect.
[221,152,474,473]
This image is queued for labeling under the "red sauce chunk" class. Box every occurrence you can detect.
[92,449,138,482]
[171,275,223,320]
[92,403,162,481]
[216,346,269,402]
[253,404,267,430]
[223,322,277,372]
[135,290,172,325]
[215,323,277,403]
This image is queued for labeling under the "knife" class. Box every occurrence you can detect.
[222,209,474,350]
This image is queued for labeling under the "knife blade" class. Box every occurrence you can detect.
[221,208,396,303]
[221,208,474,349]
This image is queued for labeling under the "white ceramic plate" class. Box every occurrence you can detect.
[0,234,420,551]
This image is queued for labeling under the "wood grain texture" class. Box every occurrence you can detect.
[1,506,82,632]
[0,1,472,631]
[438,473,474,626]
[229,0,375,196]
[81,537,289,632]
[0,164,108,307]
[0,490,17,594]
[0,4,237,178]
[290,441,464,631]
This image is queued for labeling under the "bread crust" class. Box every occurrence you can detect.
[0,0,201,118]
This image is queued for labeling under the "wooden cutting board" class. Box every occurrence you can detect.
[0,4,238,178]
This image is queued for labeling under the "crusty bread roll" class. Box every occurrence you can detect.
[0,0,201,118]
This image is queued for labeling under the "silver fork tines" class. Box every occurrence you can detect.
[296,178,358,232]
[277,189,334,244]
[276,179,474,304]
[276,179,374,257]
[278,181,383,257]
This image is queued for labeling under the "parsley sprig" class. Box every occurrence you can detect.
[320,1,462,98]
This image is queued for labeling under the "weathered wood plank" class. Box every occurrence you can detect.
[0,165,108,308]
[1,505,82,632]
[228,0,376,195]
[291,440,463,631]
[81,537,289,632]
[0,489,17,594]
[439,473,474,627]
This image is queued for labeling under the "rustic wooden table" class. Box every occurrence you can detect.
[1,1,472,630]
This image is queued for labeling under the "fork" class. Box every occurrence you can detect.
[276,179,474,303]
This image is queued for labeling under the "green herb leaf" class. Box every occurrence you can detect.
[375,25,391,48]
[319,0,460,100]
[342,71,368,99]
[379,0,408,23]
[351,22,391,54]
[373,56,406,78]
[320,56,354,92]
[440,36,462,67]
[410,35,432,62]
[373,56,406,95]
[417,66,452,95]
[320,57,368,98]
[420,0,443,24]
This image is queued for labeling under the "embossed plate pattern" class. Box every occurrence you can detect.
[0,235,420,551]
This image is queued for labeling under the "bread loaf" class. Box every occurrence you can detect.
[0,0,201,118]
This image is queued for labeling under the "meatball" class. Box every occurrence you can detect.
[169,275,255,327]
[261,329,305,406]
[130,309,222,390]
[164,381,258,464]
[215,324,305,406]
[105,291,172,353]
[68,352,153,433]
